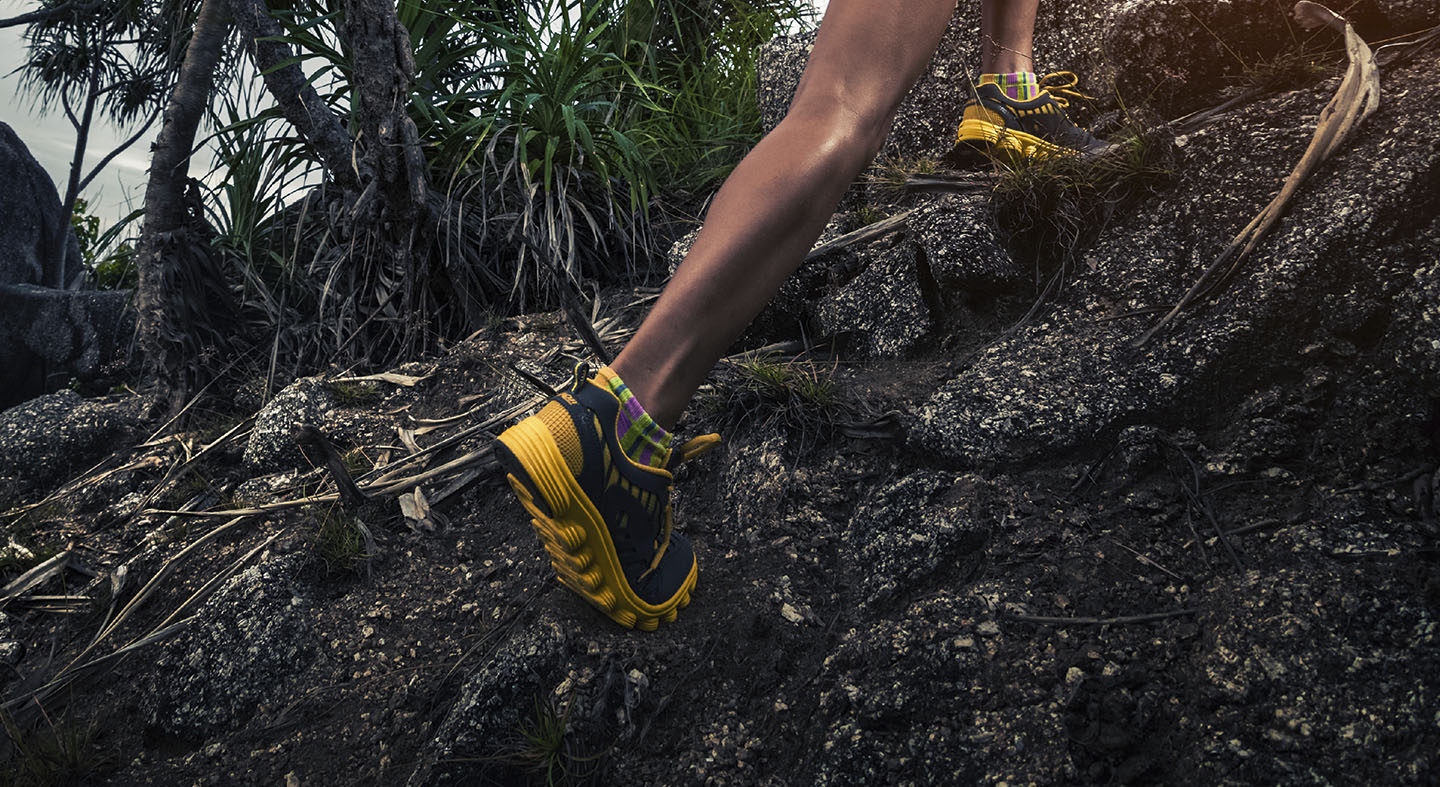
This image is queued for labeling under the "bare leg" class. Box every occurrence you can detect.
[611,0,959,428]
[980,0,1040,74]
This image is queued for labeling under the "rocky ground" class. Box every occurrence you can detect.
[2,2,1438,785]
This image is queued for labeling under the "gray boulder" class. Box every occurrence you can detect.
[813,236,933,358]
[912,51,1440,466]
[411,616,568,786]
[844,471,989,608]
[1389,226,1440,391]
[908,193,1023,292]
[0,121,82,290]
[243,376,394,472]
[0,123,132,407]
[0,389,145,500]
[145,557,314,740]
[0,284,132,404]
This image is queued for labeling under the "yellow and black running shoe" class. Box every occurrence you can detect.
[955,72,1116,162]
[494,366,719,630]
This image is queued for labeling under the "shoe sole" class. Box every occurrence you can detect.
[496,417,696,631]
[956,118,1072,162]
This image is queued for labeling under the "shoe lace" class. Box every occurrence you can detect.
[1038,71,1095,108]
[639,433,722,579]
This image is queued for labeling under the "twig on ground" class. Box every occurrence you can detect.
[1008,609,1199,625]
[805,210,913,261]
[1335,466,1431,494]
[903,173,993,195]
[1182,517,1290,548]
[1164,441,1246,570]
[1112,540,1187,582]
[295,426,368,508]
[506,362,559,397]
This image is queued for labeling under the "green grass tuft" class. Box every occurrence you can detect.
[990,125,1177,289]
[1,711,114,787]
[701,355,855,446]
[312,509,372,574]
[327,381,383,407]
[511,693,601,787]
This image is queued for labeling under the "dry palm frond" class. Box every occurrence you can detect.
[1134,0,1380,346]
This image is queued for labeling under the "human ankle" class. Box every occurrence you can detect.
[594,365,673,469]
[979,71,1040,101]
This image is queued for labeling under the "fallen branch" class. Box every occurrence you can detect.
[903,173,992,195]
[0,551,73,608]
[805,210,913,261]
[1134,0,1380,346]
[294,425,368,508]
[1008,609,1200,625]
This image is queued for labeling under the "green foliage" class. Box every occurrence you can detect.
[188,0,813,360]
[90,242,138,290]
[328,381,382,406]
[72,199,142,290]
[68,199,101,268]
[629,0,812,190]
[510,693,601,786]
[422,0,665,304]
[1239,45,1337,94]
[17,0,186,126]
[703,354,851,442]
[867,154,940,195]
[854,203,885,228]
[312,509,372,573]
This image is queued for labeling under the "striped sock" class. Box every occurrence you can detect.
[594,366,672,470]
[979,71,1040,101]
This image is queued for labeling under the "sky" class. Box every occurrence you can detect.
[0,0,831,231]
[1,1,155,225]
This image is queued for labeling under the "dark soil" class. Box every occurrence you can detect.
[2,274,1436,785]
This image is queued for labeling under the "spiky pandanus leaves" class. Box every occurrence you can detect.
[137,0,812,391]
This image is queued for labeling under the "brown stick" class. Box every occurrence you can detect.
[294,426,368,508]
[804,211,913,261]
[1008,609,1199,625]
[1133,1,1380,346]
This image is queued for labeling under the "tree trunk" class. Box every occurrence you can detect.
[53,57,100,288]
[230,0,363,191]
[133,0,233,398]
[344,0,428,224]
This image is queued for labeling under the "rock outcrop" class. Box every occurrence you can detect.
[0,389,145,501]
[1,6,1438,787]
[912,51,1440,466]
[758,0,1438,159]
[0,121,82,291]
[0,122,133,407]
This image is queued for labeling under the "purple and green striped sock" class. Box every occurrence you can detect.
[595,366,672,470]
[979,71,1040,101]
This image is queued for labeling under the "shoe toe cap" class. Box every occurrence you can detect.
[634,532,697,606]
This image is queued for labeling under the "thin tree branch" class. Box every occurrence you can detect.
[228,0,363,189]
[78,108,161,193]
[0,0,97,29]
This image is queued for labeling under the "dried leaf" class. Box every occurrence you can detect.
[334,370,434,387]
[397,426,423,455]
[398,487,429,520]
[0,550,73,606]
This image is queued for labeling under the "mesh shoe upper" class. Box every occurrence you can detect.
[504,371,698,606]
[959,77,1114,157]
